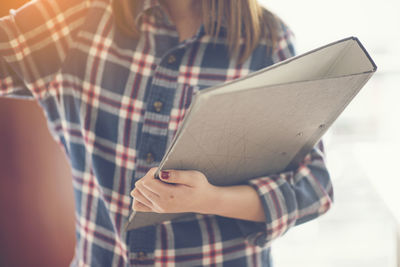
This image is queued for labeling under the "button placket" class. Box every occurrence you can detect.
[133,49,183,181]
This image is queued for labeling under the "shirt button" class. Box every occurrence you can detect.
[137,251,147,261]
[167,54,176,64]
[153,101,163,113]
[146,153,155,164]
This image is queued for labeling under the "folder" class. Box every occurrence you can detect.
[125,37,377,231]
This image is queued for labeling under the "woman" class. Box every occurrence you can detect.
[0,0,333,266]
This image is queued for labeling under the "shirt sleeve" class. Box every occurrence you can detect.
[236,22,334,248]
[0,0,88,98]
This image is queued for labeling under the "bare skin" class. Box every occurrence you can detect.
[131,167,266,222]
[130,1,266,223]
[161,0,202,42]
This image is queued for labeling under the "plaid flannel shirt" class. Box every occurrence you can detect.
[0,0,334,266]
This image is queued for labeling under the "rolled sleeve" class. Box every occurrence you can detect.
[238,141,333,247]
[0,0,88,98]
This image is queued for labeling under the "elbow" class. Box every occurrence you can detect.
[313,166,334,217]
[317,185,334,217]
[295,165,334,225]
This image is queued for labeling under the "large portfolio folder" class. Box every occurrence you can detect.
[125,37,377,231]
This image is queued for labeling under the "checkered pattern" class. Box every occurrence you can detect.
[0,0,333,266]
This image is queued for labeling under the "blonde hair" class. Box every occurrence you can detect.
[112,0,279,63]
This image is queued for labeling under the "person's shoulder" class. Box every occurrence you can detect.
[0,0,93,87]
[260,7,295,42]
[253,8,296,63]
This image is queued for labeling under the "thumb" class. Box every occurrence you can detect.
[159,170,198,186]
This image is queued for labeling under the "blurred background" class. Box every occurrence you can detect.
[0,1,75,266]
[1,0,399,266]
[262,0,400,266]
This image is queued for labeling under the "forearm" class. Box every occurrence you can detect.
[204,184,266,222]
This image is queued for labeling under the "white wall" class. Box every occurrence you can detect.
[261,0,400,71]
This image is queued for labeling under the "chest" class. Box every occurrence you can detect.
[43,11,270,179]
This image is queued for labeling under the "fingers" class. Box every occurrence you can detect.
[137,173,176,193]
[159,169,203,187]
[135,181,160,203]
[132,198,152,212]
[130,168,163,213]
[147,167,158,178]
[129,169,207,214]
[131,188,153,207]
[135,168,161,194]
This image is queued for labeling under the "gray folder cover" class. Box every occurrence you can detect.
[125,37,377,231]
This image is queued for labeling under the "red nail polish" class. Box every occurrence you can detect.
[161,171,170,179]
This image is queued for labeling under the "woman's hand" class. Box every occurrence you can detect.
[130,168,220,214]
[130,167,266,222]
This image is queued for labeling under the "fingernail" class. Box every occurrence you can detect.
[161,171,170,179]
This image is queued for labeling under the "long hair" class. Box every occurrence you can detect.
[112,0,279,63]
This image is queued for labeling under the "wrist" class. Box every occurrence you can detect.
[196,184,224,215]
[198,184,266,222]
